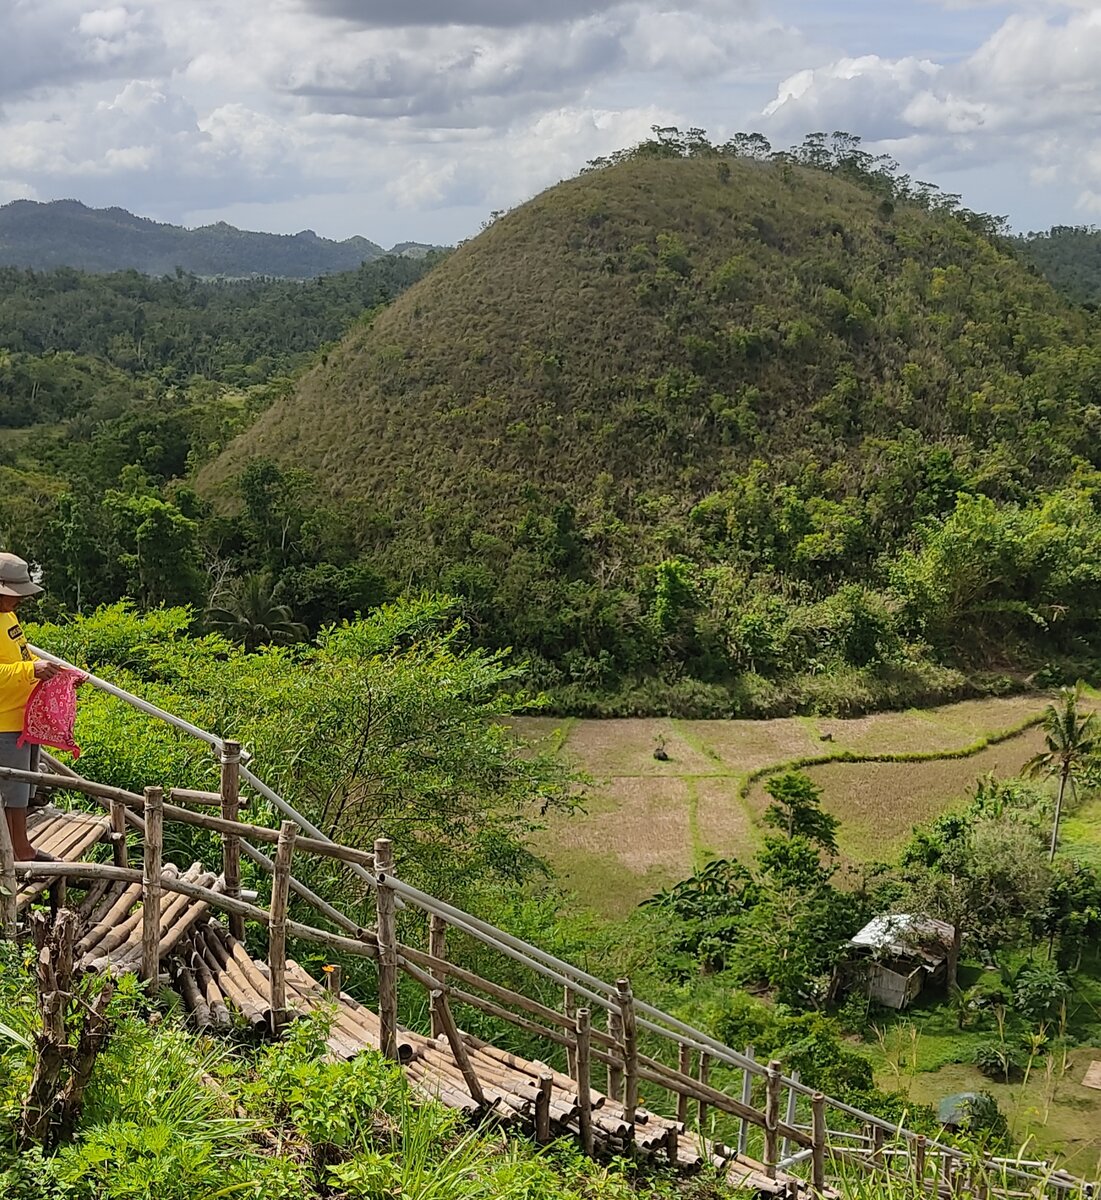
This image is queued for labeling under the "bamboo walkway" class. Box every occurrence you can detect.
[14,807,110,915]
[0,651,1093,1200]
[12,808,798,1195]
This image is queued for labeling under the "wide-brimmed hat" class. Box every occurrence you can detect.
[0,553,43,598]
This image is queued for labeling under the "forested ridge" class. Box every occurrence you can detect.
[0,198,437,278]
[4,130,1101,716]
[1017,225,1101,306]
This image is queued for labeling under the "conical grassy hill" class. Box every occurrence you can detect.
[204,150,1101,715]
[207,153,1088,521]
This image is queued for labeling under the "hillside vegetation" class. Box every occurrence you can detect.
[1018,225,1101,306]
[203,132,1101,714]
[0,199,436,278]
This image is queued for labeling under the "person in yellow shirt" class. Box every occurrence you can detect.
[0,552,61,861]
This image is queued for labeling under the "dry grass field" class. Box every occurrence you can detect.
[518,696,1051,917]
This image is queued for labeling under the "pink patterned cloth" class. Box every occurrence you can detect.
[18,669,87,759]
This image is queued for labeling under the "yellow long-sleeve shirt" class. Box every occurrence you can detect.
[0,610,36,732]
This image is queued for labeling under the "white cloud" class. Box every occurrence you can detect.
[0,180,39,204]
[760,6,1101,222]
[2,0,1099,244]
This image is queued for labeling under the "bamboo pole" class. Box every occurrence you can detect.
[428,914,447,1039]
[738,1044,755,1155]
[400,944,614,1043]
[608,1002,624,1100]
[141,787,163,990]
[811,1093,826,1196]
[240,838,366,939]
[18,861,380,959]
[765,1059,782,1179]
[0,800,17,936]
[169,788,229,807]
[698,1051,711,1132]
[535,1073,553,1143]
[617,978,638,1126]
[375,837,399,1061]
[268,820,296,1034]
[677,1044,690,1127]
[576,1007,594,1156]
[564,986,577,1078]
[914,1134,926,1192]
[781,1069,799,1162]
[634,1059,811,1147]
[325,963,342,995]
[430,988,486,1107]
[109,799,129,868]
[220,741,244,942]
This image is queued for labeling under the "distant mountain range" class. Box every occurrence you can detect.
[0,199,438,279]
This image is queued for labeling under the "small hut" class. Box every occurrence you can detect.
[845,914,954,1009]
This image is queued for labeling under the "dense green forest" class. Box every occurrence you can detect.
[3,130,1101,717]
[1017,225,1101,306]
[0,251,440,616]
[0,199,436,278]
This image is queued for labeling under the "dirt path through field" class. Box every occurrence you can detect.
[517,695,1049,917]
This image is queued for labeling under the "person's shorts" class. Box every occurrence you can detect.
[0,732,39,809]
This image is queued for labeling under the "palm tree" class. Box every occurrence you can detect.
[1025,683,1098,862]
[206,574,309,652]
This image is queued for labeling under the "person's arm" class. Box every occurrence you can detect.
[0,659,35,686]
[0,659,57,691]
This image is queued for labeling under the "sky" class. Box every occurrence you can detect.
[2,0,1101,247]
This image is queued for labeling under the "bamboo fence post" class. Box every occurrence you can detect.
[914,1134,926,1192]
[375,837,399,1062]
[564,986,577,1078]
[764,1059,782,1179]
[780,1068,799,1161]
[607,1001,624,1100]
[811,1093,826,1196]
[324,963,342,995]
[535,1072,553,1144]
[697,1051,711,1132]
[431,987,486,1107]
[616,978,638,1126]
[575,1007,594,1157]
[428,913,447,1039]
[738,1044,755,1155]
[220,740,244,942]
[268,819,297,1035]
[48,875,67,914]
[0,796,17,937]
[110,798,129,868]
[676,1044,691,1128]
[140,786,163,990]
[872,1121,885,1168]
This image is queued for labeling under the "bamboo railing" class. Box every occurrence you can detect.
[0,649,1094,1198]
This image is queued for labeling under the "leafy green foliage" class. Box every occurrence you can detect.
[27,600,577,916]
[763,771,840,853]
[1025,683,1099,859]
[1016,224,1101,306]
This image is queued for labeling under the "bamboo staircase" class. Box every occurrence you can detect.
[0,649,1095,1200]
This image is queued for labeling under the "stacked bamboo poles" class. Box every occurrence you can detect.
[76,862,223,974]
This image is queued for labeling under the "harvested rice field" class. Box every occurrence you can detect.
[519,695,1053,917]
